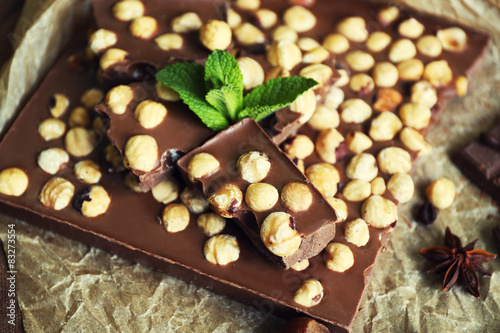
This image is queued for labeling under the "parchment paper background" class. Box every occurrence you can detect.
[0,0,500,332]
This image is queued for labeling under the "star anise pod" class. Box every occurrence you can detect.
[419,227,497,298]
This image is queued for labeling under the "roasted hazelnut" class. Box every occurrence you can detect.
[255,9,278,29]
[343,179,371,202]
[372,62,398,88]
[100,48,129,70]
[39,177,74,210]
[416,35,442,57]
[293,278,323,307]
[423,60,453,87]
[124,173,142,192]
[426,178,456,209]
[260,212,302,257]
[74,185,111,218]
[227,8,242,29]
[283,6,316,32]
[197,213,226,237]
[181,187,210,214]
[370,177,386,195]
[334,69,350,87]
[344,218,370,247]
[297,37,320,51]
[74,160,101,184]
[204,234,240,265]
[237,57,265,90]
[281,182,312,212]
[245,182,279,212]
[265,66,291,81]
[315,128,345,164]
[235,0,260,10]
[48,93,69,118]
[65,127,98,157]
[399,127,432,155]
[398,18,425,39]
[171,12,202,33]
[361,195,398,228]
[366,31,392,52]
[104,144,125,172]
[291,259,310,271]
[81,88,104,109]
[411,81,438,108]
[134,100,167,129]
[346,153,378,182]
[377,147,412,174]
[112,0,145,21]
[187,152,220,181]
[397,59,424,81]
[130,16,157,39]
[234,23,266,45]
[337,16,368,42]
[266,40,302,70]
[346,131,373,154]
[325,197,347,222]
[399,102,431,130]
[387,173,414,203]
[208,184,243,217]
[272,25,298,42]
[0,168,28,197]
[369,111,403,141]
[237,151,271,183]
[437,27,467,52]
[305,163,340,197]
[289,89,317,124]
[322,33,350,54]
[324,86,345,110]
[68,107,91,128]
[308,105,340,130]
[323,243,354,272]
[123,135,158,172]
[89,29,117,54]
[199,20,232,51]
[284,135,314,159]
[106,85,134,115]
[455,75,468,97]
[373,88,403,112]
[388,39,416,63]
[349,73,374,94]
[299,64,333,87]
[156,82,180,101]
[151,178,179,204]
[378,6,399,25]
[302,46,329,64]
[37,148,69,175]
[340,98,372,124]
[161,203,190,233]
[38,118,66,141]
[345,50,374,72]
[155,33,183,51]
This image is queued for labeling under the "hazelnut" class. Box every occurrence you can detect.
[272,25,298,42]
[334,69,350,87]
[187,152,220,181]
[134,100,167,129]
[89,29,117,54]
[74,160,101,184]
[377,147,412,174]
[65,127,98,157]
[297,37,320,51]
[104,144,125,172]
[340,98,372,124]
[388,39,416,63]
[411,81,438,108]
[235,0,260,11]
[260,212,302,257]
[68,107,91,128]
[337,16,368,42]
[366,31,392,52]
[0,168,28,196]
[295,159,305,173]
[398,18,425,39]
[38,118,66,141]
[371,177,386,195]
[423,60,453,87]
[181,187,210,214]
[455,75,468,97]
[289,89,317,124]
[237,57,265,90]
[81,88,104,109]
[123,135,158,172]
[399,127,432,155]
[266,40,302,70]
[345,50,375,72]
[245,182,279,212]
[39,177,74,210]
[305,163,340,197]
[155,33,184,51]
[361,195,398,228]
[112,0,145,21]
[37,148,69,175]
[283,135,314,159]
[325,197,347,222]
[369,111,403,141]
[373,88,403,112]
[281,182,313,212]
[343,179,371,202]
[426,178,456,209]
[387,173,414,203]
[302,46,329,64]
[344,218,370,247]
[346,131,373,154]
[197,213,226,237]
[124,173,142,192]
[349,73,374,95]
[416,35,442,57]
[237,151,271,183]
[346,153,378,182]
[204,234,240,265]
[322,33,350,54]
[100,48,129,70]
[293,278,323,307]
[265,67,291,81]
[48,93,69,118]
[234,23,266,45]
[437,27,467,52]
[378,6,399,25]
[315,128,345,164]
[372,62,398,88]
[299,64,333,87]
[130,16,157,39]
[255,9,278,29]
[227,8,242,29]
[161,203,190,233]
[308,105,340,130]
[399,102,431,130]
[291,259,310,271]
[151,178,179,204]
[171,12,202,33]
[283,6,316,32]
[199,20,232,51]
[397,59,424,81]
[74,185,111,218]
[208,184,243,217]
[156,82,180,101]
[324,86,345,110]
[323,243,354,272]
[106,85,134,115]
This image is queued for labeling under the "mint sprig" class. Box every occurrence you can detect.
[156,50,318,131]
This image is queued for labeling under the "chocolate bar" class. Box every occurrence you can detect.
[177,118,339,269]
[453,119,500,203]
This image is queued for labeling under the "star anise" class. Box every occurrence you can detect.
[419,227,497,298]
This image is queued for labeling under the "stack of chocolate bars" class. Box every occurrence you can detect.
[0,0,489,331]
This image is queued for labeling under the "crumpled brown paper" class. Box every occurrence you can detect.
[0,0,500,332]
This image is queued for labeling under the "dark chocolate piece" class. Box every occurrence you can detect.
[416,201,439,225]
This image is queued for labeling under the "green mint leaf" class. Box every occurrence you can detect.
[239,76,318,121]
[206,85,242,121]
[204,50,244,92]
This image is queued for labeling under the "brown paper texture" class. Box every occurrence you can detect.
[0,0,499,332]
